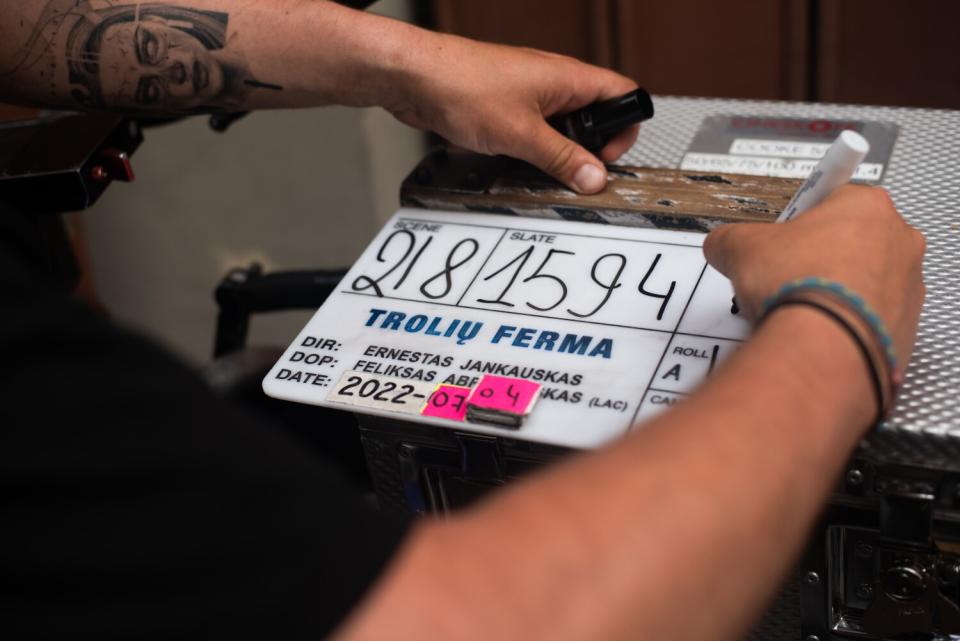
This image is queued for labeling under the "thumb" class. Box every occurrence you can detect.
[517,121,608,193]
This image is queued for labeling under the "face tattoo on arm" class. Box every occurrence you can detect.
[3,0,282,113]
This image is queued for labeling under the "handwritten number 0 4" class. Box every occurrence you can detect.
[478,383,521,407]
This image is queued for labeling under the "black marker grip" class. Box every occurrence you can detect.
[551,88,654,153]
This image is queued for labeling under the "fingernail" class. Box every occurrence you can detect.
[572,164,605,193]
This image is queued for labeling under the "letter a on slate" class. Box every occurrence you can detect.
[662,364,682,381]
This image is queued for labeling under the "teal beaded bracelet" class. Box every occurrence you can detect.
[761,277,898,377]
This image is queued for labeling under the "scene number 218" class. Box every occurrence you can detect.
[352,230,477,299]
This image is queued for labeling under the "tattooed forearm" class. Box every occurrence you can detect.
[2,0,282,113]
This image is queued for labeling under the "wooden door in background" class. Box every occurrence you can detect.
[817,0,960,109]
[432,0,615,66]
[431,0,810,100]
[614,0,810,100]
[430,0,958,108]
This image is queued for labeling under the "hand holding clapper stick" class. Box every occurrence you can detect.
[731,130,871,314]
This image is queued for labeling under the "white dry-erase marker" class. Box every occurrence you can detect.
[731,129,870,313]
[777,129,871,222]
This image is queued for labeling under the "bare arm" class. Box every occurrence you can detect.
[332,187,925,641]
[0,0,637,192]
[0,0,393,112]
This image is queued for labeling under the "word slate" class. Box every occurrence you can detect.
[263,209,750,449]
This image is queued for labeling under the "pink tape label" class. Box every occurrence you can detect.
[467,375,540,415]
[421,384,472,421]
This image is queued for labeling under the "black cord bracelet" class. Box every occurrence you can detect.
[761,298,886,428]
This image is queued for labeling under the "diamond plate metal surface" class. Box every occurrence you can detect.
[624,97,960,454]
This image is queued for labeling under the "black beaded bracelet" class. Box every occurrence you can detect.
[761,297,887,429]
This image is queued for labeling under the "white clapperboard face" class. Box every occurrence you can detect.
[263,209,750,450]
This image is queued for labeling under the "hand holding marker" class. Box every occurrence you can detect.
[550,93,871,317]
[731,130,871,314]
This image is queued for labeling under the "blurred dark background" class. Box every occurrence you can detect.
[423,0,960,109]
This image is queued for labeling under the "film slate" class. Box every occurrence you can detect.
[263,209,750,449]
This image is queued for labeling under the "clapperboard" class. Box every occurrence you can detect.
[263,207,749,448]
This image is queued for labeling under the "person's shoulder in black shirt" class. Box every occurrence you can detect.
[0,204,406,640]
